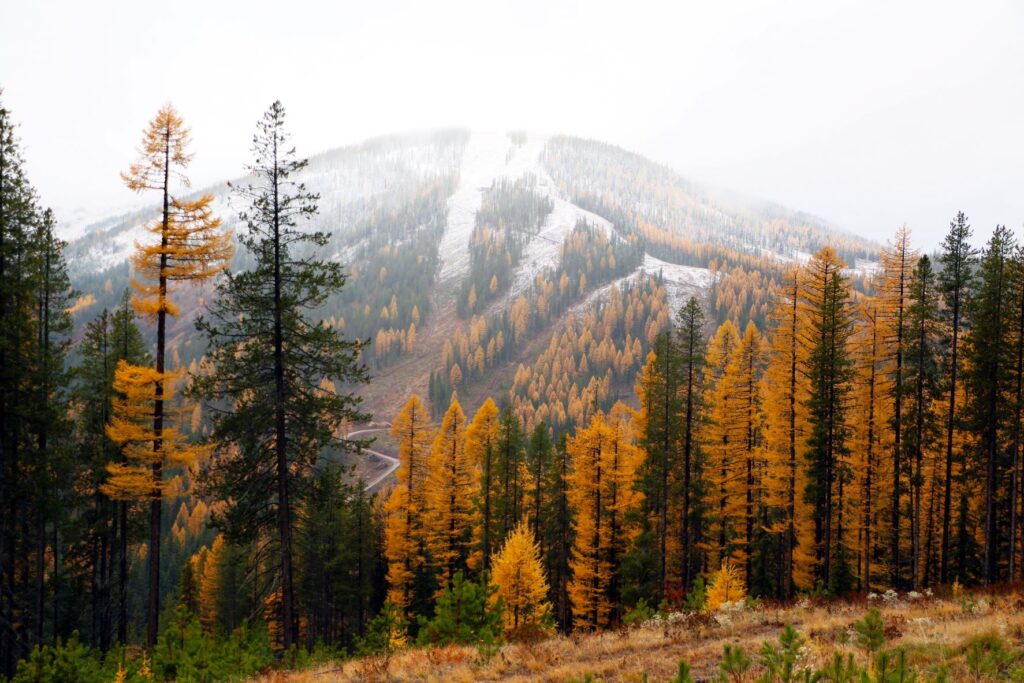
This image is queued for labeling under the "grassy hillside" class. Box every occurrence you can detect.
[259,588,1024,682]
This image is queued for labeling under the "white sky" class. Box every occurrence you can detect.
[1,0,1021,249]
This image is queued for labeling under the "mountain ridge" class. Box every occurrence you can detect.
[60,129,880,423]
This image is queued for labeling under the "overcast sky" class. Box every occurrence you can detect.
[2,0,1021,248]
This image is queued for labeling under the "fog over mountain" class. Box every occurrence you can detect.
[3,0,1022,249]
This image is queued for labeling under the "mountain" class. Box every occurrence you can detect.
[61,129,880,425]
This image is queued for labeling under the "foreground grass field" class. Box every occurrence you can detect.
[254,587,1024,682]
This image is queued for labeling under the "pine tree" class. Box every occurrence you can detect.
[384,395,434,613]
[0,93,45,673]
[496,406,526,540]
[675,297,707,589]
[424,396,474,591]
[415,571,501,648]
[489,522,551,638]
[937,212,975,583]
[902,255,941,588]
[704,562,745,612]
[193,101,367,650]
[76,298,147,649]
[849,300,886,592]
[635,329,684,602]
[75,309,117,648]
[800,247,855,590]
[525,422,553,548]
[542,433,573,632]
[24,209,75,648]
[963,226,1016,583]
[118,103,232,645]
[1010,247,1024,581]
[296,464,379,647]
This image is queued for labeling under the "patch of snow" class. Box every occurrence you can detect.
[437,132,514,283]
[510,195,614,299]
[849,258,881,277]
[567,272,642,318]
[56,201,145,242]
[639,254,713,313]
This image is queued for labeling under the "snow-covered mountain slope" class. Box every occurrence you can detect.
[59,128,879,419]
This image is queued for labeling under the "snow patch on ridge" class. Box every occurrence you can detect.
[639,254,714,312]
[567,255,712,320]
[437,132,514,283]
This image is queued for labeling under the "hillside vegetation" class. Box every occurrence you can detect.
[6,93,1024,683]
[262,587,1024,682]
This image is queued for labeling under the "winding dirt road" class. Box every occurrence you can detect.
[348,426,400,493]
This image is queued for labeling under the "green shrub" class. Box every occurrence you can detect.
[756,624,806,683]
[719,643,752,682]
[854,608,886,657]
[683,576,707,612]
[964,632,1015,680]
[416,571,503,650]
[11,633,107,683]
[623,598,656,626]
[670,659,693,683]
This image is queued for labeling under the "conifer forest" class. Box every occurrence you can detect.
[2,3,1023,680]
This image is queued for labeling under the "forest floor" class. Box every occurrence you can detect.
[253,587,1024,682]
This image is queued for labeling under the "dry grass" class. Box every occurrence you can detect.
[253,589,1024,682]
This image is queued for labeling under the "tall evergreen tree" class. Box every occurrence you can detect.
[963,226,1016,583]
[542,432,573,632]
[902,255,941,588]
[26,209,75,647]
[1009,246,1024,581]
[800,247,855,590]
[525,421,553,547]
[0,93,41,674]
[496,406,526,540]
[635,329,684,602]
[194,101,368,650]
[675,297,707,589]
[295,464,380,648]
[851,300,886,592]
[936,212,975,583]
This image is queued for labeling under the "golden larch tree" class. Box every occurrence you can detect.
[567,408,642,630]
[877,225,919,587]
[705,562,746,612]
[112,103,232,645]
[703,320,744,572]
[103,361,204,495]
[424,395,475,591]
[732,321,766,588]
[198,535,224,632]
[384,394,435,610]
[489,522,551,638]
[762,267,814,595]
